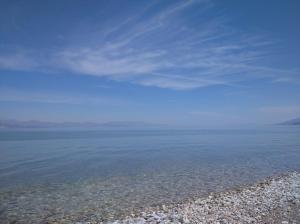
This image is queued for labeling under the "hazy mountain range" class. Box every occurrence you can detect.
[1,117,299,129]
[279,117,300,125]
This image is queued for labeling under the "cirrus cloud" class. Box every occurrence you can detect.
[0,0,299,90]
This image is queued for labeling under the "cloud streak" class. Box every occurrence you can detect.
[0,0,299,90]
[0,53,37,71]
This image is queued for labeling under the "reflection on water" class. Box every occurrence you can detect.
[0,127,300,222]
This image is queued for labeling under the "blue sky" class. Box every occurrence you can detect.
[0,0,300,126]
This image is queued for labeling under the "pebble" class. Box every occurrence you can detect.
[108,172,300,224]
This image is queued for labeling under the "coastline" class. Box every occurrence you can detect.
[107,172,300,224]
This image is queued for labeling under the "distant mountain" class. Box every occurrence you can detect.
[278,117,300,125]
[0,119,163,129]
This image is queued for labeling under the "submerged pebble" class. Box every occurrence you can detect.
[1,172,300,224]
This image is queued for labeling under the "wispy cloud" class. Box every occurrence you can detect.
[259,106,300,115]
[0,53,37,71]
[0,0,298,90]
[272,77,300,84]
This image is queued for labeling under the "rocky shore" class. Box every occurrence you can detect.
[107,172,300,224]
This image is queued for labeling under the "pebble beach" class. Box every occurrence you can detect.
[108,172,300,224]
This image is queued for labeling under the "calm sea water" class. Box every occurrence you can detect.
[1,126,300,222]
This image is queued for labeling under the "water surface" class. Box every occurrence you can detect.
[1,127,300,222]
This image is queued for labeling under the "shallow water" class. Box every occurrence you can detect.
[1,126,300,222]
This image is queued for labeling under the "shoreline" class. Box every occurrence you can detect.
[107,172,300,224]
[1,171,300,223]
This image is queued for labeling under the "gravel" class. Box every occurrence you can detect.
[107,172,300,224]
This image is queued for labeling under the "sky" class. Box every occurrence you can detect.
[0,0,300,127]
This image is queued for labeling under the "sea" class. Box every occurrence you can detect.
[0,126,300,222]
